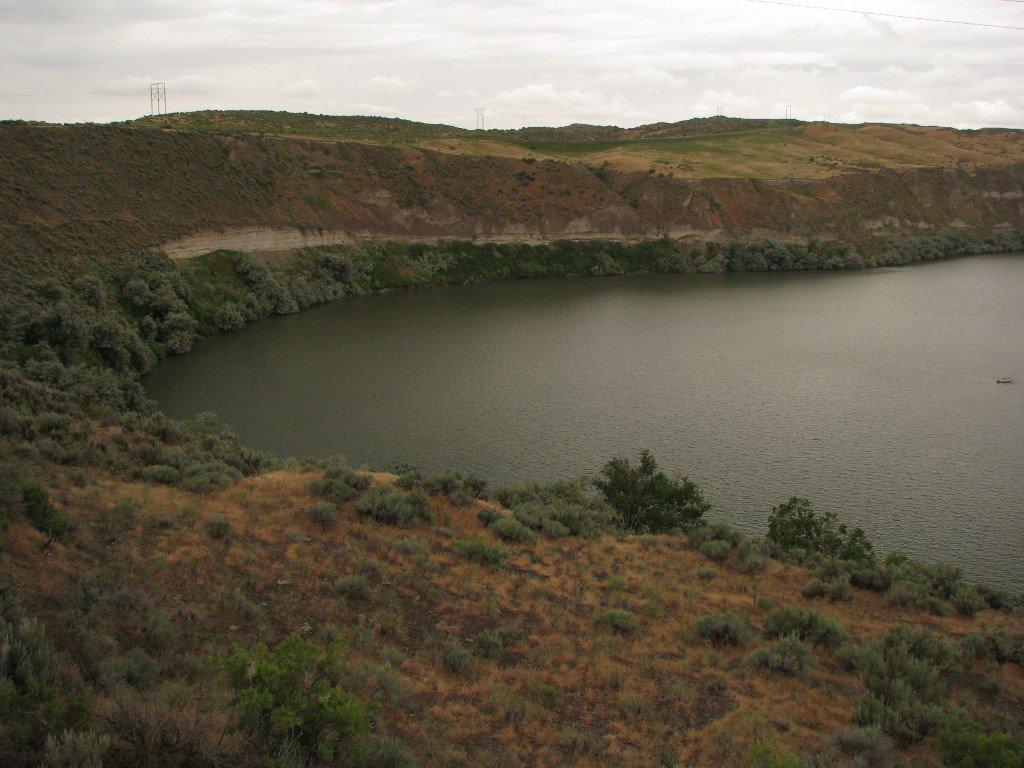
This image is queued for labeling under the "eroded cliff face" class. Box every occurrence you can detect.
[2,124,1023,277]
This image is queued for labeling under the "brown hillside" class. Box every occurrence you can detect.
[2,119,1023,283]
[5,458,1022,768]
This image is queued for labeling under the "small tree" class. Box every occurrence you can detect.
[595,450,708,533]
[218,635,374,764]
[767,497,873,562]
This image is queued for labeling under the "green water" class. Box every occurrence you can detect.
[146,255,1024,587]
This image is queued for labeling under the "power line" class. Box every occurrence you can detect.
[745,0,1024,31]
[0,88,149,99]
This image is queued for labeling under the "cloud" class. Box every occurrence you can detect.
[282,79,323,99]
[368,75,414,94]
[0,0,1019,128]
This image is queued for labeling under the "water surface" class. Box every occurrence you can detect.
[146,255,1024,587]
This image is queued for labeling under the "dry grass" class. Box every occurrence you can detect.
[4,461,1022,768]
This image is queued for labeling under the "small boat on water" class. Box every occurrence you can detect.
[996,377,1014,384]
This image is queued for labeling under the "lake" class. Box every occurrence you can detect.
[145,255,1024,588]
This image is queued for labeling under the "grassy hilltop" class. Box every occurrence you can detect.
[1,111,1024,768]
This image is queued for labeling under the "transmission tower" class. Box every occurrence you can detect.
[784,104,793,120]
[475,107,485,130]
[150,83,167,116]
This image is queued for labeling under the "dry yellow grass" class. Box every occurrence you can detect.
[4,461,1022,768]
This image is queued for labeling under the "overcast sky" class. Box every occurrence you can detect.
[1,0,1022,129]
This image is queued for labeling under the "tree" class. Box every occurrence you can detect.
[766,497,873,562]
[594,450,708,533]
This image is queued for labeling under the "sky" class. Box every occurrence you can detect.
[1,0,1022,129]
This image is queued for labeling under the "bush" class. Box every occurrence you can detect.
[695,567,719,581]
[355,486,430,526]
[139,464,181,484]
[441,639,475,676]
[41,729,111,768]
[308,501,338,529]
[453,538,508,567]
[960,629,1015,664]
[360,735,420,768]
[938,718,1023,768]
[594,450,708,533]
[951,586,986,618]
[598,609,641,636]
[20,481,70,540]
[336,574,371,600]
[766,497,873,561]
[822,726,893,768]
[489,516,537,544]
[746,636,815,675]
[309,477,357,504]
[802,579,828,599]
[180,461,238,493]
[472,629,505,661]
[324,461,370,490]
[476,507,501,526]
[734,539,769,574]
[217,635,374,764]
[205,514,231,540]
[694,612,754,646]
[763,606,847,647]
[700,539,733,562]
[849,625,956,742]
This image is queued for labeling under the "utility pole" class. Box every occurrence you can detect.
[715,106,723,116]
[475,107,485,130]
[150,83,167,116]
[784,104,793,120]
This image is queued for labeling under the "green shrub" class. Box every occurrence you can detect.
[938,718,1023,768]
[441,639,475,676]
[766,497,873,561]
[823,726,893,768]
[453,537,509,567]
[473,629,505,661]
[355,486,430,526]
[101,498,140,539]
[41,729,111,768]
[746,636,815,675]
[423,470,487,504]
[139,464,181,484]
[694,612,754,646]
[748,739,804,768]
[143,610,174,651]
[180,461,238,493]
[336,574,371,600]
[217,635,374,764]
[324,461,370,490]
[763,606,847,647]
[309,477,357,504]
[21,481,70,540]
[951,586,986,618]
[695,567,719,581]
[849,625,956,742]
[960,629,1015,664]
[735,539,769,574]
[598,609,641,636]
[476,507,501,526]
[360,735,420,768]
[802,579,828,599]
[489,516,537,544]
[308,501,339,529]
[594,450,708,533]
[205,514,231,540]
[700,539,733,562]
